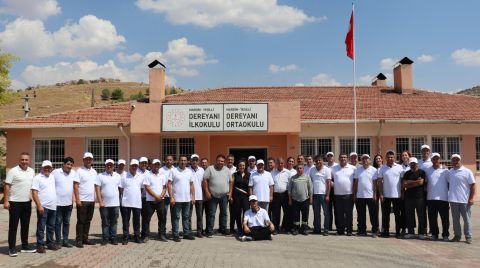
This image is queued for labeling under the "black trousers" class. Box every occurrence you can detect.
[271,192,290,232]
[381,198,403,235]
[140,197,149,238]
[75,201,95,242]
[249,226,272,241]
[355,198,379,234]
[8,201,32,249]
[203,199,211,233]
[291,199,309,230]
[231,193,249,234]
[334,195,353,234]
[142,200,166,237]
[328,189,335,230]
[427,200,450,237]
[405,197,426,235]
[190,200,203,232]
[121,206,141,239]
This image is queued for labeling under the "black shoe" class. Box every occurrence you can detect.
[205,232,213,238]
[337,232,345,236]
[173,236,181,242]
[183,234,196,240]
[75,242,84,248]
[142,237,149,243]
[291,230,299,236]
[47,244,60,251]
[272,230,278,235]
[83,240,96,245]
[221,230,231,236]
[21,245,37,253]
[158,234,168,242]
[110,239,118,245]
[380,232,390,238]
[122,239,128,245]
[8,249,18,257]
[196,232,204,238]
[101,240,108,246]
[300,230,308,236]
[62,242,74,248]
[134,237,142,244]
[346,232,353,236]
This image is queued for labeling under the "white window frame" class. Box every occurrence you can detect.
[161,137,195,162]
[33,138,65,173]
[300,137,335,158]
[86,138,119,171]
[431,136,461,168]
[395,136,426,160]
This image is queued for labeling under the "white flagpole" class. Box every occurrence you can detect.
[352,2,357,154]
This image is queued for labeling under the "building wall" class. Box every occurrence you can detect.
[209,134,287,161]
[6,129,32,168]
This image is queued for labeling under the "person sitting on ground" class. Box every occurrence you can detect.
[240,195,275,241]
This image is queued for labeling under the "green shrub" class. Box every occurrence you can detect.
[111,88,124,101]
[101,88,110,100]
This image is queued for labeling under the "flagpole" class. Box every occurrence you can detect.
[352,2,357,154]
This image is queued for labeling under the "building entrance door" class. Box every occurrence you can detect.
[229,148,267,166]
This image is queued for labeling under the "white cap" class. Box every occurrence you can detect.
[130,159,139,166]
[409,157,418,164]
[152,159,161,165]
[105,159,114,165]
[256,159,265,165]
[248,155,256,161]
[349,152,358,157]
[191,154,199,160]
[41,160,53,167]
[431,153,441,159]
[361,154,370,159]
[451,154,461,160]
[83,152,93,159]
[249,195,258,202]
[118,159,126,165]
[421,144,431,151]
[326,152,334,157]
[139,157,148,163]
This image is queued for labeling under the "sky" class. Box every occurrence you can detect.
[0,0,479,92]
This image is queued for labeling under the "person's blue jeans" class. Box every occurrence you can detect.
[450,202,472,239]
[172,202,191,237]
[36,208,56,247]
[55,205,72,244]
[313,194,330,232]
[207,195,228,234]
[121,207,141,239]
[100,207,120,241]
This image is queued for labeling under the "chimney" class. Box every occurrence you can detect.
[148,60,166,103]
[371,73,387,87]
[393,57,414,94]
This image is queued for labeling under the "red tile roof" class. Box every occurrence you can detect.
[2,102,132,128]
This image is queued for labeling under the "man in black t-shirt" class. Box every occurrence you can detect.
[402,157,426,239]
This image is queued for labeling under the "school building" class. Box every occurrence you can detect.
[2,58,480,180]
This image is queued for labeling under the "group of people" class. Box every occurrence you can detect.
[3,144,476,257]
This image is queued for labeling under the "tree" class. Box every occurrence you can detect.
[0,51,18,94]
[111,88,124,100]
[130,91,145,101]
[101,88,111,100]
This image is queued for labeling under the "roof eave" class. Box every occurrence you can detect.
[0,123,130,129]
[301,119,480,124]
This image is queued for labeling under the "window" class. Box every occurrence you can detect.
[86,138,119,171]
[161,137,195,162]
[396,136,426,160]
[339,137,371,156]
[432,136,461,168]
[300,138,334,158]
[33,139,64,173]
[476,137,480,171]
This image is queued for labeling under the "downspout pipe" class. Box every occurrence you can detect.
[118,124,130,161]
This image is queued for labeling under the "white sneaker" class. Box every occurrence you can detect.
[241,235,253,242]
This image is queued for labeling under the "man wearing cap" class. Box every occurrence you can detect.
[419,145,432,235]
[52,157,77,248]
[31,160,58,253]
[349,152,359,167]
[143,159,168,241]
[310,155,331,235]
[203,154,231,237]
[189,154,205,238]
[402,157,427,239]
[353,154,379,237]
[326,152,337,232]
[168,155,196,242]
[378,150,405,238]
[271,157,291,234]
[160,155,175,237]
[74,152,98,247]
[288,164,313,235]
[331,153,356,236]
[448,154,476,244]
[95,159,122,245]
[120,159,144,244]
[240,195,275,241]
[117,159,127,178]
[5,152,36,257]
[138,157,151,242]
[247,156,257,173]
[248,159,274,211]
[425,153,449,241]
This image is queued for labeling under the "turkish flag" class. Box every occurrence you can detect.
[345,9,354,60]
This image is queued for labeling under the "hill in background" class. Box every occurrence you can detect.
[457,85,480,97]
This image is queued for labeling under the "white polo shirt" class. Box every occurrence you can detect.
[5,165,35,202]
[31,173,57,210]
[447,165,476,204]
[188,166,204,201]
[95,171,121,207]
[160,166,173,197]
[120,172,144,208]
[354,165,378,199]
[138,168,150,197]
[228,165,237,176]
[419,158,433,171]
[425,166,448,201]
[169,167,194,202]
[248,171,274,202]
[287,168,297,178]
[52,168,77,206]
[143,171,167,202]
[378,163,404,198]
[309,166,331,195]
[304,164,315,176]
[75,166,98,202]
[244,207,270,228]
[117,170,127,179]
[247,166,257,173]
[331,164,356,195]
[271,168,291,193]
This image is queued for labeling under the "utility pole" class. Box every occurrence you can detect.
[91,88,95,107]
[22,91,36,118]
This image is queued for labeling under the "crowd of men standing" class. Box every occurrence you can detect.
[3,144,476,257]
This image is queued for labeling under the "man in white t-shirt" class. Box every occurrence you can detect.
[304,155,315,175]
[120,159,144,244]
[353,154,378,237]
[95,159,122,245]
[326,152,338,231]
[378,150,405,238]
[117,159,127,179]
[271,157,291,234]
[310,155,331,235]
[52,156,77,248]
[159,155,174,236]
[448,154,476,244]
[5,152,36,257]
[138,156,151,242]
[240,195,275,241]
[168,155,196,242]
[331,153,356,236]
[143,159,168,242]
[32,160,58,253]
[188,154,205,238]
[425,153,449,241]
[418,144,432,235]
[248,160,274,211]
[73,152,98,248]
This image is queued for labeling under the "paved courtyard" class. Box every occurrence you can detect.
[0,203,479,268]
